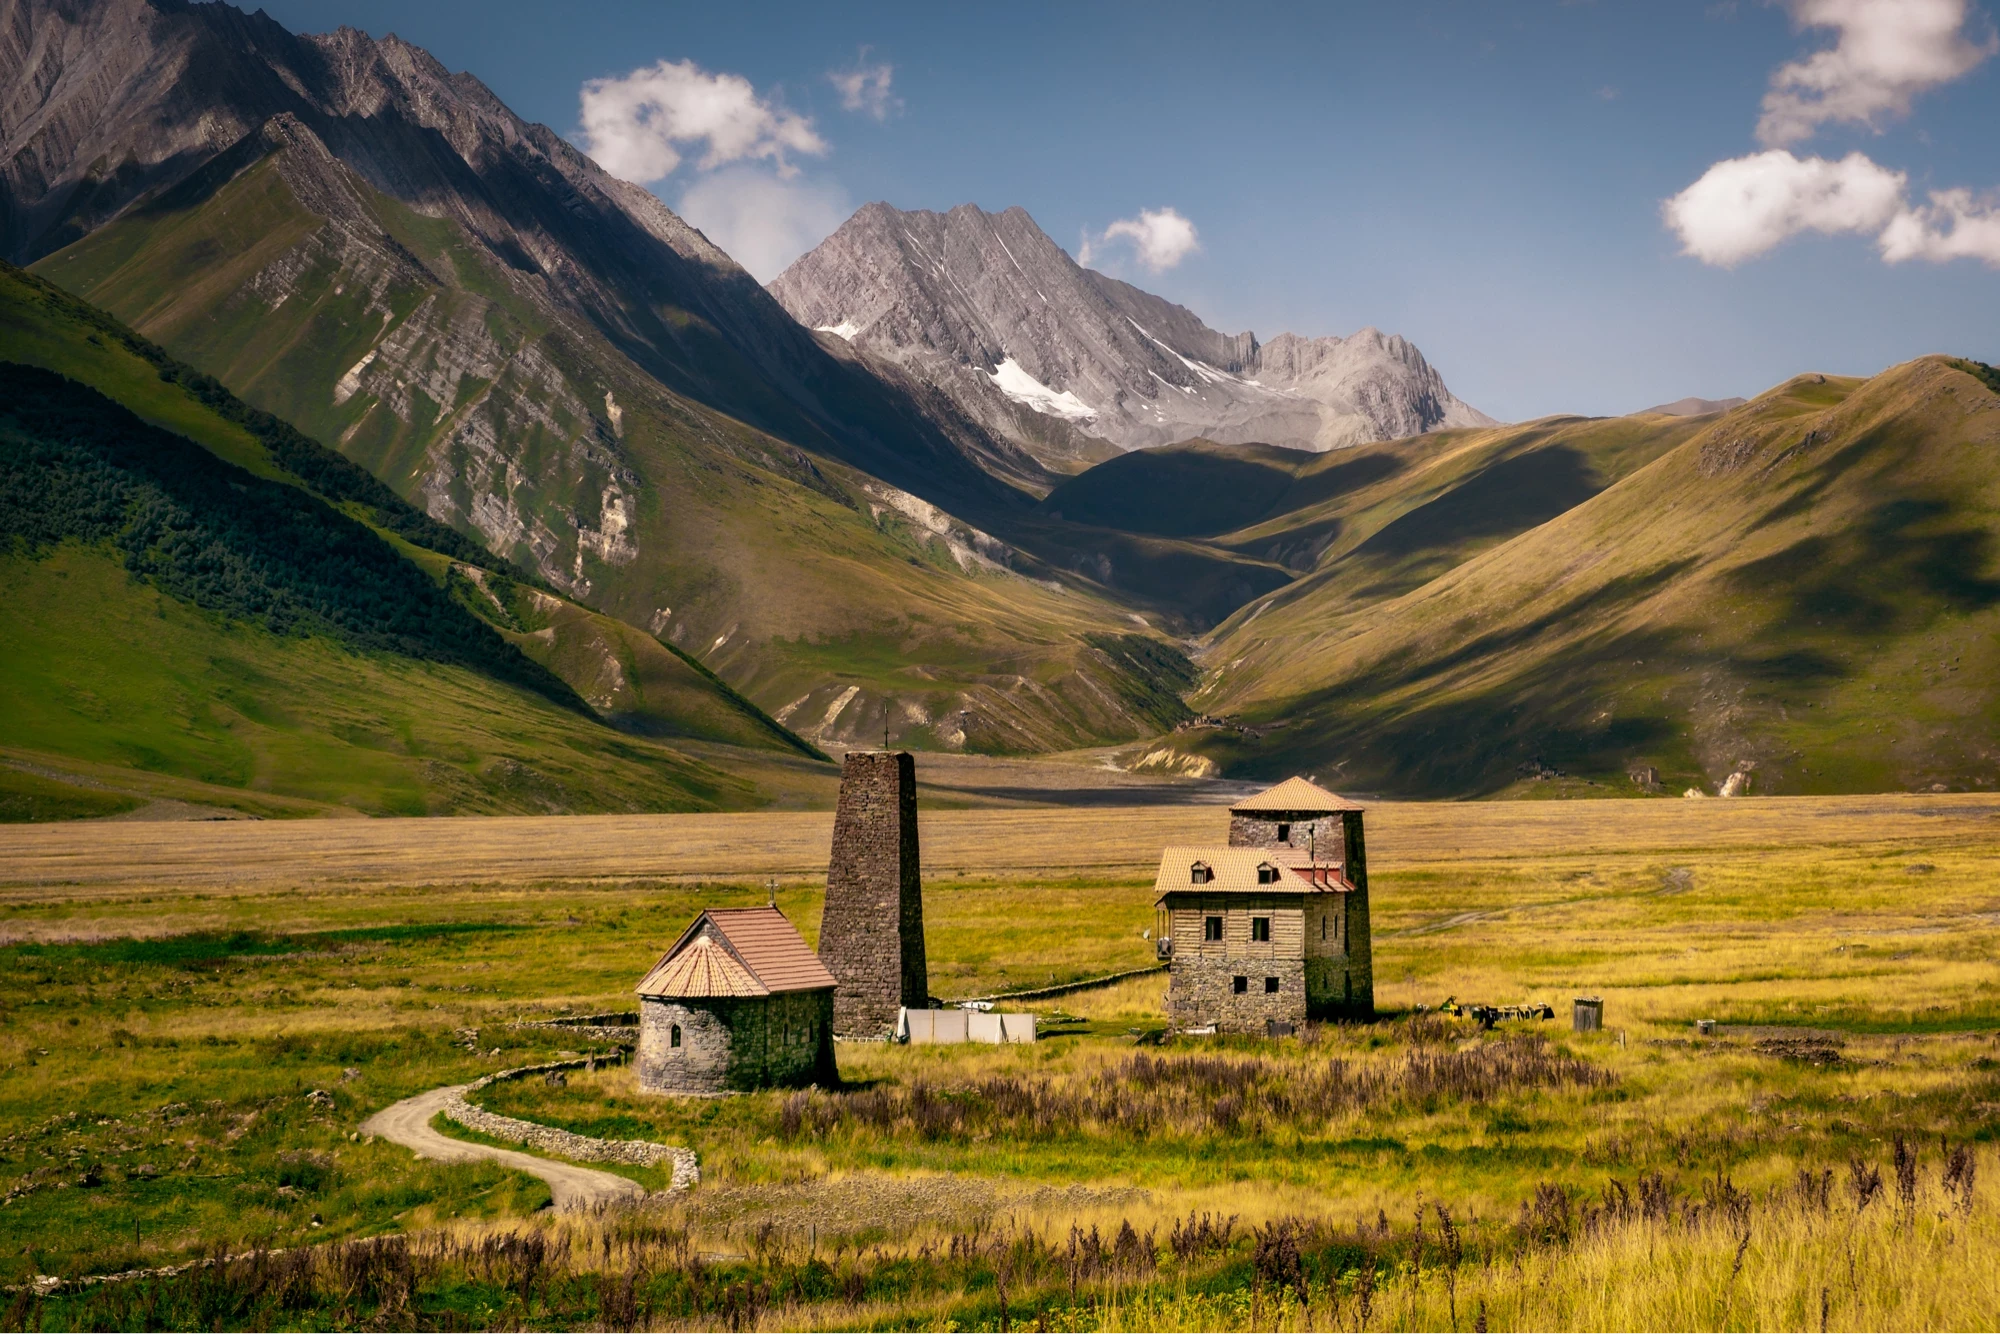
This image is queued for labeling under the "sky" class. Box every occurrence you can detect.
[256,0,2000,422]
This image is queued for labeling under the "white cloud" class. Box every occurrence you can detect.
[1663,149,1908,264]
[1666,0,2000,269]
[1879,187,2000,264]
[579,59,826,184]
[829,58,899,121]
[1757,0,1995,146]
[676,167,852,281]
[1079,207,1201,272]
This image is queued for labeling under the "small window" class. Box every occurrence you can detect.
[1264,976,1280,994]
[1191,862,1212,885]
[1204,915,1223,942]
[1257,863,1279,885]
[1252,917,1271,942]
[1321,915,1327,941]
[1276,822,1291,842]
[1232,975,1248,994]
[670,1024,682,1049]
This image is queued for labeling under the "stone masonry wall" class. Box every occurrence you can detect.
[1342,812,1375,1016]
[636,997,733,1094]
[445,1058,700,1191]
[638,992,836,1092]
[1167,956,1307,1032]
[819,751,927,1038]
[1228,813,1345,861]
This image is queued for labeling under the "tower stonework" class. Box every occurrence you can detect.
[818,751,927,1038]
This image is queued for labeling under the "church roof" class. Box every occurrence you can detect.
[1229,775,1364,814]
[1151,846,1352,901]
[636,906,837,999]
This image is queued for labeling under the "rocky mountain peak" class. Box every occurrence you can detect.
[769,201,1495,466]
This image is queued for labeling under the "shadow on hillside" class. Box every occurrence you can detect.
[1037,448,1405,540]
[1354,446,1601,559]
[1730,496,2000,636]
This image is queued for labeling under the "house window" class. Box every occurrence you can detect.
[1257,863,1278,885]
[1264,977,1280,993]
[1276,823,1291,842]
[1232,976,1248,994]
[1191,862,1212,885]
[1252,917,1271,942]
[1204,915,1223,942]
[670,1024,682,1048]
[1321,915,1327,941]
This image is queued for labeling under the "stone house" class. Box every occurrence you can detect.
[634,906,838,1094]
[1155,777,1374,1031]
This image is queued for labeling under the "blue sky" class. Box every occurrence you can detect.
[259,1,2000,422]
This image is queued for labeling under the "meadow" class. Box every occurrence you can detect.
[0,793,1996,1329]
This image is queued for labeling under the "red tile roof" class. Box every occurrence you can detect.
[635,906,837,999]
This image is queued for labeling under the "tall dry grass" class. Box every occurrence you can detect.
[19,1143,1986,1331]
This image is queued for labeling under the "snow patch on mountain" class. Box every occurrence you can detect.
[987,357,1096,421]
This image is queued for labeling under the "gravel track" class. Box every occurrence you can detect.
[360,1086,646,1211]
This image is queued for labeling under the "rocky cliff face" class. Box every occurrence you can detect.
[768,202,1495,466]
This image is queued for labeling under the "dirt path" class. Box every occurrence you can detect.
[360,1086,646,1211]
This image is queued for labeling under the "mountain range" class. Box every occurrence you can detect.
[2,0,1252,759]
[6,0,1999,807]
[770,202,1493,472]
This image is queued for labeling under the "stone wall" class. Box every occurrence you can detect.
[1341,813,1375,1016]
[636,997,733,1094]
[636,991,835,1094]
[444,1058,699,1190]
[1166,955,1307,1032]
[1228,813,1345,860]
[818,751,927,1038]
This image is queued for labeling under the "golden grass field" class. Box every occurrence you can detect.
[1,791,1997,1329]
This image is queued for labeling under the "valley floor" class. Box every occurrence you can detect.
[0,794,1995,1329]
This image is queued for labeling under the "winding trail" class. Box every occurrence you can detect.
[360,1086,646,1211]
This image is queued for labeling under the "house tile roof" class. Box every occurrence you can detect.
[636,906,837,999]
[1229,776,1364,814]
[1151,846,1351,901]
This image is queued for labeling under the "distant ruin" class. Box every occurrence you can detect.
[818,751,929,1039]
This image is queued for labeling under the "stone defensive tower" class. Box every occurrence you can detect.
[818,751,928,1038]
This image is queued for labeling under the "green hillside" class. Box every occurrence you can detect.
[1184,358,2000,797]
[0,546,749,817]
[0,263,819,757]
[0,273,824,817]
[28,132,1221,753]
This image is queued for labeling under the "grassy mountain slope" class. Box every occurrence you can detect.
[0,262,816,758]
[28,124,1217,752]
[1186,358,2000,797]
[0,277,818,817]
[1041,414,1700,591]
[0,546,749,817]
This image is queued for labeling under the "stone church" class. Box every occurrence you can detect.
[634,906,838,1094]
[1154,776,1374,1032]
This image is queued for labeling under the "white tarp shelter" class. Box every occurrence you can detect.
[897,1007,1036,1044]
